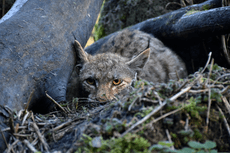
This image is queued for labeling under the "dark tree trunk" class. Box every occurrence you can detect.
[0,0,103,151]
[85,0,230,74]
[0,0,103,114]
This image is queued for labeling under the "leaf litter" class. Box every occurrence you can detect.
[1,54,230,152]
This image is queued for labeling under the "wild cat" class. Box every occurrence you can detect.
[67,29,187,102]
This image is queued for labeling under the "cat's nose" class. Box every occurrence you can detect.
[97,94,110,102]
[97,97,107,102]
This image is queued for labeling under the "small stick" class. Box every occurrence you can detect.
[22,111,30,126]
[166,129,175,150]
[9,115,15,133]
[206,59,214,130]
[208,85,225,88]
[2,126,27,132]
[24,89,35,111]
[122,101,167,137]
[140,98,158,103]
[0,127,9,149]
[185,116,189,131]
[221,85,230,94]
[150,106,185,126]
[222,96,230,114]
[23,140,38,152]
[17,110,23,119]
[206,59,214,86]
[135,106,185,134]
[175,80,188,93]
[221,35,230,64]
[52,117,85,132]
[212,73,230,85]
[45,91,67,113]
[2,0,5,17]
[205,88,211,133]
[121,75,201,137]
[128,88,142,111]
[170,86,192,101]
[217,106,230,137]
[201,52,212,74]
[154,91,162,105]
[32,122,49,152]
[128,96,140,111]
[15,123,19,134]
[188,89,209,93]
[13,133,31,137]
[6,139,18,153]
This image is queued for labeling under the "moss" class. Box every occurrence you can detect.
[210,88,222,102]
[78,133,150,152]
[120,15,127,21]
[202,4,212,10]
[93,24,106,41]
[135,106,154,118]
[185,9,201,16]
[193,129,203,140]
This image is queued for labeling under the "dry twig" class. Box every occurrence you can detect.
[45,91,67,113]
[0,127,8,149]
[166,129,175,150]
[201,52,212,74]
[32,122,49,152]
[52,117,85,132]
[24,89,35,111]
[222,96,230,114]
[6,139,18,153]
[2,0,5,17]
[135,106,185,134]
[122,73,203,137]
[217,106,230,137]
[23,139,38,152]
[206,59,214,130]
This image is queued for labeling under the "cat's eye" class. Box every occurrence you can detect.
[113,79,122,86]
[86,78,95,85]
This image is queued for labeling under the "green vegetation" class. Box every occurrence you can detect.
[77,136,217,153]
[202,4,212,10]
[77,133,150,153]
[177,141,217,153]
[185,9,201,16]
[93,24,106,41]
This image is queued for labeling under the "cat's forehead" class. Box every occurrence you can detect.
[80,53,133,80]
[90,53,126,63]
[87,53,127,69]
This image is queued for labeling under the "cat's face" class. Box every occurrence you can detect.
[74,40,149,102]
[79,53,135,102]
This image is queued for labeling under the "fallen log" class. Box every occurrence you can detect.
[85,0,230,74]
[0,0,229,151]
[0,0,103,151]
[0,0,103,113]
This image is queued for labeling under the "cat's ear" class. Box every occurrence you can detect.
[74,40,89,64]
[126,48,150,70]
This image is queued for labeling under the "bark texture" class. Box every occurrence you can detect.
[85,0,230,74]
[0,0,103,113]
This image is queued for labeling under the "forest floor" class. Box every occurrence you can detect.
[2,56,230,152]
[1,0,230,152]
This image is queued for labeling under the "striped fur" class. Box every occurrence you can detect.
[71,29,187,102]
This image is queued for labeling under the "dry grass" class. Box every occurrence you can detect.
[2,53,230,152]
